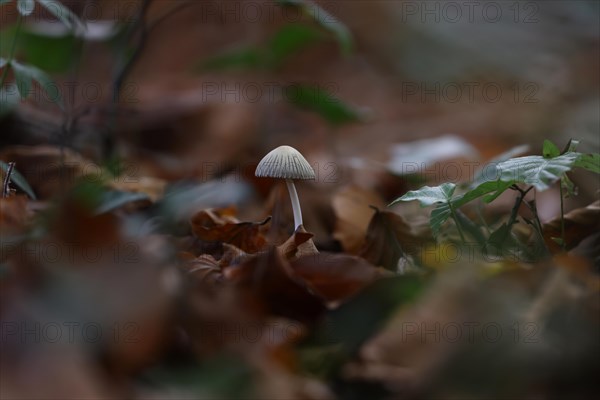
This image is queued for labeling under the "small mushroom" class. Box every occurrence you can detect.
[255,145,315,230]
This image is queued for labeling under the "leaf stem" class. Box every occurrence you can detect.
[449,204,466,243]
[0,15,23,88]
[559,180,566,252]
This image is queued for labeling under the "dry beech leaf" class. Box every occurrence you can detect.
[219,242,254,268]
[181,254,224,285]
[291,253,391,303]
[360,207,432,271]
[543,200,600,252]
[277,224,319,261]
[333,185,385,253]
[190,208,270,253]
[226,247,326,324]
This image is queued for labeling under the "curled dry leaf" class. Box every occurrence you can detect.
[219,242,254,268]
[277,224,319,261]
[181,253,224,286]
[360,207,432,271]
[190,207,270,253]
[332,185,385,254]
[543,200,600,252]
[226,247,326,324]
[292,253,391,303]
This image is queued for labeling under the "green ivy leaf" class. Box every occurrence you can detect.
[286,84,362,126]
[17,0,34,15]
[390,182,456,207]
[471,144,529,188]
[268,23,323,68]
[0,160,37,199]
[390,183,457,234]
[430,203,451,236]
[574,153,600,174]
[496,153,581,191]
[454,180,513,207]
[9,60,62,106]
[542,139,560,159]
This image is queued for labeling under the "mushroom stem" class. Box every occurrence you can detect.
[285,179,303,230]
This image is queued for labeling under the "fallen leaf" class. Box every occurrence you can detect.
[181,254,224,286]
[227,247,326,324]
[190,208,270,254]
[543,200,600,252]
[332,185,385,254]
[277,224,319,261]
[360,207,432,271]
[292,253,390,303]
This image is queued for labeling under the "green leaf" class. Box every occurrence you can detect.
[35,0,83,30]
[496,153,581,191]
[561,174,577,197]
[279,0,352,54]
[471,144,529,187]
[454,180,513,207]
[17,0,34,15]
[285,84,362,125]
[200,47,265,71]
[268,23,323,67]
[391,182,456,207]
[574,153,600,174]
[19,26,77,72]
[542,139,560,159]
[200,24,324,72]
[0,160,37,199]
[9,60,62,106]
[430,203,452,236]
[95,191,150,215]
[0,57,7,68]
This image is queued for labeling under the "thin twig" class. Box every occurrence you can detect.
[2,162,15,198]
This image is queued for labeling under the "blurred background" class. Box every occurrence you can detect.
[1,1,599,399]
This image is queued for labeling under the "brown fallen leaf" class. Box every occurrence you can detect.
[190,208,270,254]
[277,225,319,261]
[292,253,390,303]
[332,185,385,254]
[360,207,432,271]
[219,243,254,268]
[180,253,224,286]
[226,247,326,324]
[543,200,600,253]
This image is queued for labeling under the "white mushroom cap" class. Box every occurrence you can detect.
[255,145,315,180]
